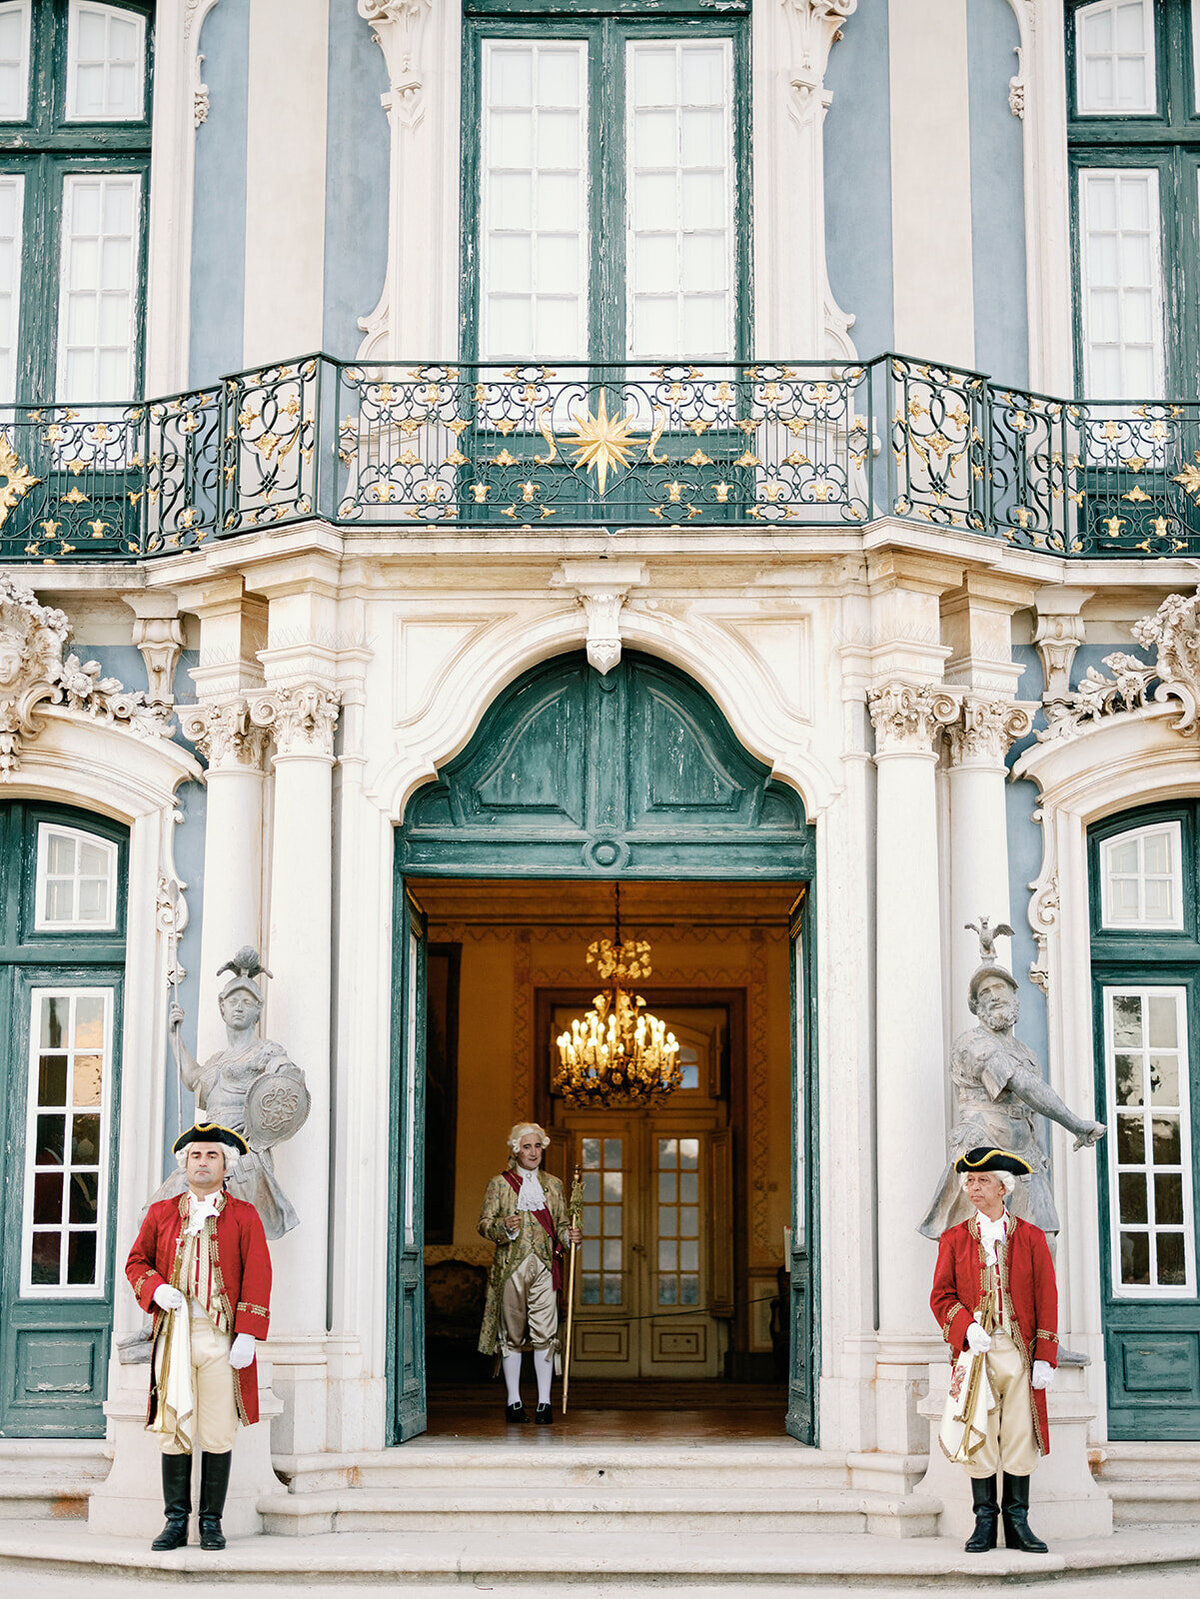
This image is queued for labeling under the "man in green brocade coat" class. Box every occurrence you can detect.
[477,1122,581,1424]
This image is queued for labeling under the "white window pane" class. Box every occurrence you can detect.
[1105,987,1197,1298]
[1077,1,1155,114]
[0,1,29,120]
[0,171,22,402]
[626,39,734,362]
[1101,824,1183,930]
[66,2,145,121]
[57,173,139,402]
[1079,169,1164,398]
[36,826,117,932]
[480,39,588,361]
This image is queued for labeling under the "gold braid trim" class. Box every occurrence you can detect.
[941,1303,968,1341]
[238,1301,269,1320]
[1036,1328,1058,1344]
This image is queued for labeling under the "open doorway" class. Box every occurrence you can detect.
[413,877,800,1440]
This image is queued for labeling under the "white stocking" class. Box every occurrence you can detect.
[533,1345,553,1406]
[502,1350,523,1406]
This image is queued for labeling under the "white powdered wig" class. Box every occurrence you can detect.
[507,1122,550,1156]
[960,1170,1015,1196]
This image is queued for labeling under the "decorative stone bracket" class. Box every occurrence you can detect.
[359,0,435,130]
[0,574,174,777]
[550,560,648,676]
[783,0,858,126]
[1037,585,1200,742]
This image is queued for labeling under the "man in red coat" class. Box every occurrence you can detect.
[126,1123,272,1552]
[930,1147,1058,1555]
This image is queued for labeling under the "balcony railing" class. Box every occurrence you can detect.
[1,353,1198,562]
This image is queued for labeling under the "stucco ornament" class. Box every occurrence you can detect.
[0,573,173,777]
[359,0,434,129]
[867,680,961,754]
[152,947,310,1239]
[782,0,857,125]
[1038,586,1200,741]
[920,918,1106,1244]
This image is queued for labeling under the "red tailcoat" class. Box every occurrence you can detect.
[126,1191,272,1427]
[930,1213,1059,1455]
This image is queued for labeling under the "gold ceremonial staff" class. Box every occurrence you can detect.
[562,1164,583,1415]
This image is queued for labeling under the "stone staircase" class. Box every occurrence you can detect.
[1094,1441,1200,1527]
[0,1440,108,1521]
[261,1439,942,1539]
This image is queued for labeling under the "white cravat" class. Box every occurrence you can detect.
[185,1191,221,1236]
[976,1209,1009,1267]
[516,1170,548,1212]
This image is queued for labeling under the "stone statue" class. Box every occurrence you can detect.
[152,948,310,1238]
[919,917,1106,1243]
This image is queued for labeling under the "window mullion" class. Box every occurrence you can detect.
[593,19,621,367]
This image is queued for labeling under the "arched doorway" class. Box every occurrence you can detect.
[389,650,816,1443]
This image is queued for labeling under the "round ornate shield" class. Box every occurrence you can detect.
[244,1072,311,1149]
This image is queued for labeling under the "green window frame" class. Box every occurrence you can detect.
[459,0,752,365]
[1066,0,1200,398]
[0,1,152,404]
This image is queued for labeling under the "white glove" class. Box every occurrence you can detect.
[1032,1360,1055,1391]
[228,1332,256,1370]
[153,1284,185,1312]
[965,1319,992,1354]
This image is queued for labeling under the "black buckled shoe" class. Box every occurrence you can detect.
[1001,1473,1049,1553]
[198,1450,232,1551]
[505,1401,528,1423]
[964,1474,999,1553]
[534,1403,553,1425]
[151,1453,192,1551]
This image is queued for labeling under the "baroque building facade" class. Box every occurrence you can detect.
[0,0,1198,1543]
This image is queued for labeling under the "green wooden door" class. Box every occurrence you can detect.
[395,649,817,1439]
[786,890,817,1444]
[1089,804,1200,1439]
[390,887,428,1444]
[0,801,127,1437]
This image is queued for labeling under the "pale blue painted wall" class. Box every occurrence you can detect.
[189,0,251,388]
[968,0,1028,387]
[323,4,390,358]
[824,9,893,360]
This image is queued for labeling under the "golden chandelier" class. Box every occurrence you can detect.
[553,887,681,1109]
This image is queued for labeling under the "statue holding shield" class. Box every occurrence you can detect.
[152,948,310,1239]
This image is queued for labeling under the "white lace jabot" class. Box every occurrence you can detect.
[516,1171,548,1212]
[976,1209,1009,1267]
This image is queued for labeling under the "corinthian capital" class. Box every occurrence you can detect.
[359,0,434,128]
[179,698,271,772]
[868,680,960,755]
[782,0,857,124]
[248,685,341,757]
[945,695,1033,768]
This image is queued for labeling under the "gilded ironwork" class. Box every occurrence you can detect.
[1,352,1199,559]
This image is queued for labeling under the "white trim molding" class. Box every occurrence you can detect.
[755,1,857,358]
[143,0,224,394]
[1004,0,1075,392]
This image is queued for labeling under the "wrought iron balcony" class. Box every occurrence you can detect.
[0,353,1198,562]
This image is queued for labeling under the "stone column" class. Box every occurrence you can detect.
[248,682,340,1452]
[866,677,960,1474]
[176,701,272,1061]
[944,696,1033,1034]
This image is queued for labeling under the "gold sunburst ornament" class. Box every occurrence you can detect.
[0,439,41,527]
[566,391,643,495]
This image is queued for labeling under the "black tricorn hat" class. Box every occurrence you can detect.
[954,1146,1032,1176]
[173,1122,248,1157]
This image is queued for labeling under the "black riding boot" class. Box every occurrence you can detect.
[198,1450,233,1550]
[1001,1473,1049,1553]
[151,1453,192,1550]
[964,1474,999,1552]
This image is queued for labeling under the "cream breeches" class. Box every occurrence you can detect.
[964,1327,1040,1479]
[499,1253,558,1353]
[161,1317,239,1456]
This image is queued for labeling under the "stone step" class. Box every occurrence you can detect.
[1093,1441,1200,1481]
[258,1483,938,1539]
[0,1441,107,1522]
[2,1520,1200,1588]
[273,1441,849,1496]
[1092,1441,1200,1527]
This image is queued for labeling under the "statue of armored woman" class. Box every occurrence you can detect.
[150,948,310,1238]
